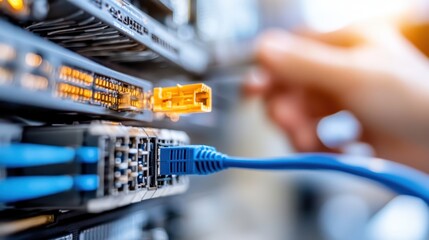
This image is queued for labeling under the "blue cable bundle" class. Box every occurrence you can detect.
[160,145,429,204]
[0,144,99,203]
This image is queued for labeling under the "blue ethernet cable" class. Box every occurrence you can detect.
[0,175,99,202]
[160,145,429,204]
[0,144,100,202]
[0,143,99,167]
[0,176,74,202]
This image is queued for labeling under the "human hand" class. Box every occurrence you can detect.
[246,26,429,171]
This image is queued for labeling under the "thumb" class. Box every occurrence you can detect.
[256,30,359,94]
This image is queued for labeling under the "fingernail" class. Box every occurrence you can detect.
[243,68,271,97]
[247,68,269,85]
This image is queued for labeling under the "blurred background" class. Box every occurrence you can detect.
[1,0,428,239]
[169,0,429,239]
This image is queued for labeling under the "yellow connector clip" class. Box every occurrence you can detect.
[152,83,212,114]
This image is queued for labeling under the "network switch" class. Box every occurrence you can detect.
[0,19,153,122]
[0,1,215,239]
[2,123,190,213]
[24,0,209,74]
[0,199,179,240]
[0,20,212,122]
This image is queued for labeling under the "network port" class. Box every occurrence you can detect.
[118,89,145,112]
[94,74,145,112]
[0,43,15,63]
[57,83,92,103]
[0,67,13,85]
[59,66,93,86]
[146,135,158,190]
[128,137,140,191]
[55,65,148,113]
[21,73,49,91]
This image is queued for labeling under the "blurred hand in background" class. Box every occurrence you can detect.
[245,24,429,172]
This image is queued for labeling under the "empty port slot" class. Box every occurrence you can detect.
[94,75,119,91]
[114,137,129,192]
[56,83,92,102]
[137,138,149,188]
[25,52,43,69]
[0,43,16,62]
[0,67,13,85]
[128,137,139,190]
[103,138,115,196]
[21,73,49,91]
[93,91,117,108]
[95,74,144,112]
[118,84,144,112]
[148,138,157,189]
[59,65,93,86]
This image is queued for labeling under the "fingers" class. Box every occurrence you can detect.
[295,26,368,47]
[267,90,327,152]
[242,68,271,98]
[297,24,420,57]
[248,29,359,152]
[255,30,360,94]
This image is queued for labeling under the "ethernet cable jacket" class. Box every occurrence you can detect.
[160,145,429,204]
[1,123,190,213]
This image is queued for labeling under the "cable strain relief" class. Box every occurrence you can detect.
[194,148,226,174]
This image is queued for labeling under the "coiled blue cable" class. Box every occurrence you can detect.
[160,145,429,204]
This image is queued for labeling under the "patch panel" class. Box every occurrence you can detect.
[5,123,190,213]
[23,0,209,74]
[0,20,212,122]
[0,19,153,122]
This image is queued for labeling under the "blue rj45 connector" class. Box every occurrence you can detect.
[160,145,429,204]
